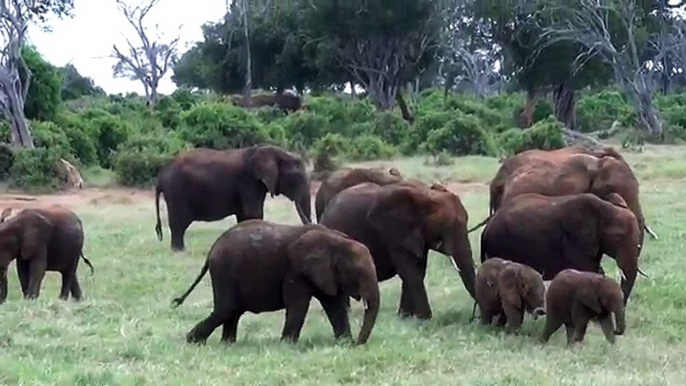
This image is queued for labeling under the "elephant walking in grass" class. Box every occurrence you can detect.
[172,220,380,345]
[155,145,312,251]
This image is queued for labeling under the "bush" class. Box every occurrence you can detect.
[281,111,329,148]
[423,113,498,156]
[312,133,349,173]
[9,147,61,191]
[180,102,273,149]
[371,112,410,146]
[499,116,566,156]
[30,121,72,158]
[577,90,632,132]
[407,111,453,149]
[78,109,132,167]
[0,144,15,181]
[347,135,397,161]
[113,133,190,187]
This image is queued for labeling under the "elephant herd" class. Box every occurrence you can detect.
[0,143,654,348]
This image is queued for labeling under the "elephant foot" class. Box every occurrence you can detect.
[397,308,414,319]
[186,329,208,344]
[171,246,186,253]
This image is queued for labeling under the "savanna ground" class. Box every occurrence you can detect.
[1,144,686,385]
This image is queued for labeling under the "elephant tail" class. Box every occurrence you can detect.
[80,253,94,277]
[155,184,163,241]
[171,259,209,308]
[468,214,492,233]
[469,301,478,322]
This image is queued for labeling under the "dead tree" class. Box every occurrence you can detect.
[112,0,180,108]
[537,0,663,139]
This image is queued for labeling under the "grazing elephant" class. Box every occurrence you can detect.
[474,257,546,333]
[315,167,404,221]
[541,269,625,346]
[155,145,312,251]
[0,206,94,304]
[171,220,379,345]
[319,182,476,320]
[480,192,643,305]
[470,145,657,242]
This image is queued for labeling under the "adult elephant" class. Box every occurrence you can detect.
[480,192,644,305]
[320,182,476,320]
[315,167,404,221]
[155,144,312,251]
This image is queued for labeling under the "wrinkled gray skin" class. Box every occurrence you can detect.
[171,220,380,345]
[155,145,312,251]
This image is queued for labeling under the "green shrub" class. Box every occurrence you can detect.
[9,147,61,191]
[113,133,190,187]
[154,96,183,130]
[304,95,375,134]
[180,102,272,149]
[312,133,349,173]
[63,126,98,165]
[423,113,498,156]
[407,111,453,149]
[78,109,132,167]
[0,144,15,181]
[371,112,410,146]
[30,121,72,158]
[577,90,632,132]
[348,135,397,161]
[499,116,566,156]
[282,111,329,148]
[254,106,287,123]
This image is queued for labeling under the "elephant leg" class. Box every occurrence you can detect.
[564,322,575,346]
[281,296,311,343]
[598,315,616,344]
[187,308,230,344]
[59,271,74,300]
[502,304,524,334]
[398,281,414,318]
[395,253,431,320]
[168,205,192,252]
[70,276,83,301]
[540,317,563,343]
[479,304,500,326]
[319,294,352,341]
[220,311,243,343]
[26,257,47,299]
[16,259,30,296]
[495,313,507,327]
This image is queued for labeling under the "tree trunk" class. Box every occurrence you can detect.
[241,0,252,106]
[553,79,577,130]
[349,81,356,98]
[519,89,537,128]
[396,90,414,123]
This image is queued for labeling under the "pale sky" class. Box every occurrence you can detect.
[27,0,228,96]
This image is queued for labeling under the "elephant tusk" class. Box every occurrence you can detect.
[448,255,461,273]
[638,268,649,278]
[619,270,628,282]
[363,299,369,311]
[645,224,659,240]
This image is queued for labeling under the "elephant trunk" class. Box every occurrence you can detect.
[613,305,626,335]
[446,230,476,300]
[617,249,638,306]
[294,186,312,225]
[356,275,380,345]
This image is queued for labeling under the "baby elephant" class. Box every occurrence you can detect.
[474,257,546,333]
[172,220,380,345]
[0,206,94,304]
[541,269,625,346]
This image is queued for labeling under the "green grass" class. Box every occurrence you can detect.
[2,145,686,385]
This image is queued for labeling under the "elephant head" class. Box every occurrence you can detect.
[287,227,379,344]
[366,183,476,300]
[578,274,626,335]
[499,262,546,318]
[249,145,312,224]
[0,209,53,303]
[594,193,642,305]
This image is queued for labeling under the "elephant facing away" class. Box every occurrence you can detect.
[480,192,643,305]
[0,206,94,304]
[474,257,546,333]
[172,220,379,345]
[155,145,312,251]
[320,182,476,320]
[315,167,404,221]
[541,269,625,346]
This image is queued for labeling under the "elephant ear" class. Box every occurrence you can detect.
[0,208,12,222]
[18,212,53,260]
[577,278,602,314]
[250,147,279,196]
[287,229,338,297]
[498,265,522,309]
[366,186,429,259]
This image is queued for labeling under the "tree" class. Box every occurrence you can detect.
[537,0,665,139]
[0,0,74,148]
[111,0,180,108]
[60,63,105,100]
[22,46,62,121]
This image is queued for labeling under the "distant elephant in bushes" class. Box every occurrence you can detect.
[172,220,379,345]
[541,269,625,346]
[230,93,302,113]
[155,144,312,251]
[315,167,404,221]
[0,206,94,304]
[320,182,476,320]
[469,145,657,244]
[474,257,546,333]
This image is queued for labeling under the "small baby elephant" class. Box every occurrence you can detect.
[540,269,625,346]
[474,257,546,333]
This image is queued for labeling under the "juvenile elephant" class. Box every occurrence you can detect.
[541,269,625,346]
[320,182,476,320]
[155,144,312,251]
[480,192,643,305]
[171,220,379,345]
[0,206,94,304]
[315,167,404,221]
[474,257,546,333]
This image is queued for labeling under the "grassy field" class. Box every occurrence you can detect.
[2,144,686,385]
